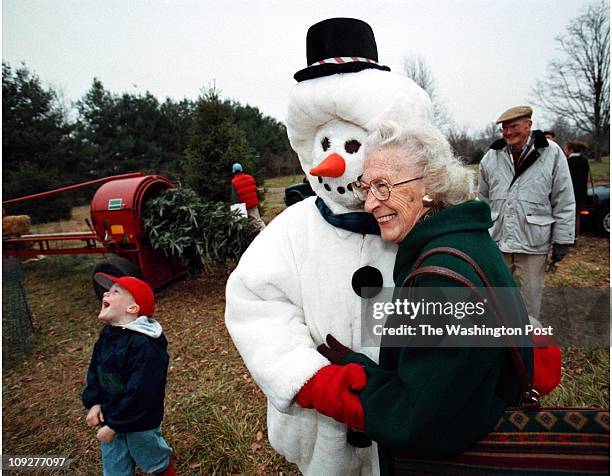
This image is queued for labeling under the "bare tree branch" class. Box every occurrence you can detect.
[531,1,609,159]
[401,55,452,131]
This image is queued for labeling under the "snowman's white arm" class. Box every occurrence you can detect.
[224,219,328,413]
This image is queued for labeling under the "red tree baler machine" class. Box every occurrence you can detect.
[3,172,186,297]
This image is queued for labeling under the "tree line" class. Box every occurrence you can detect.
[3,64,299,223]
[3,2,608,223]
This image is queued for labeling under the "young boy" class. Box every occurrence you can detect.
[82,273,175,476]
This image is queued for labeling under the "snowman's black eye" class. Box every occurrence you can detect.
[321,137,330,152]
[345,140,361,154]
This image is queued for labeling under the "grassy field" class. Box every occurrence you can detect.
[30,205,91,234]
[541,231,609,408]
[590,157,610,182]
[260,187,286,225]
[3,198,609,474]
[263,174,305,188]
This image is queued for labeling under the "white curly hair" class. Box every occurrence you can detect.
[364,120,475,205]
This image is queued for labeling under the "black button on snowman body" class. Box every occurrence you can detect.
[351,266,383,298]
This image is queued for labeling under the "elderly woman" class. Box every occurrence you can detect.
[296,120,536,474]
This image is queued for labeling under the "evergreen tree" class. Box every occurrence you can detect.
[182,88,255,202]
[3,62,67,167]
[75,79,195,179]
[75,78,119,177]
[156,98,196,177]
[224,101,298,177]
[76,79,160,176]
[2,62,73,222]
[3,163,73,223]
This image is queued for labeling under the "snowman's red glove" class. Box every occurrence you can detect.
[295,363,366,431]
[532,334,562,396]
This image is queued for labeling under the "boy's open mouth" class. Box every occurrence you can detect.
[102,300,110,309]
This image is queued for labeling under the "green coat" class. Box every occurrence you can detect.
[341,200,533,474]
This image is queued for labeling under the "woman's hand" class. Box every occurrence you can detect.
[317,334,353,364]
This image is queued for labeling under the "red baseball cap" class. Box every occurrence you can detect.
[94,273,155,317]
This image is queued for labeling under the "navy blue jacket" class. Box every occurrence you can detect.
[82,325,169,433]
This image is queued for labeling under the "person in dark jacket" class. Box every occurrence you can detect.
[296,120,562,475]
[82,274,175,476]
[564,141,590,236]
[231,163,266,230]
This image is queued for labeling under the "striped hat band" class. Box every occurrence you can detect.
[309,56,380,67]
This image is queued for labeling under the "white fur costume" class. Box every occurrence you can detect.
[225,69,431,475]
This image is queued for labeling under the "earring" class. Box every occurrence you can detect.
[422,194,434,207]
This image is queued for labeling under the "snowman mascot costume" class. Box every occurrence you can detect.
[225,18,431,476]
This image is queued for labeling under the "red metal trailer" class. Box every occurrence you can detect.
[3,173,186,296]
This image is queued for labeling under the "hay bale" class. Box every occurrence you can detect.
[3,215,31,237]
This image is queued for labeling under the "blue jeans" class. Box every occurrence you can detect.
[100,427,172,475]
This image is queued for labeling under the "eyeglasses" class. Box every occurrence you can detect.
[350,176,424,202]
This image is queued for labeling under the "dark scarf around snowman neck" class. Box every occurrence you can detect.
[315,197,381,235]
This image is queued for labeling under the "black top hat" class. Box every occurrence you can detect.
[294,18,391,82]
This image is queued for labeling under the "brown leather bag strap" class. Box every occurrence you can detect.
[402,250,540,409]
[413,246,493,288]
[403,266,475,289]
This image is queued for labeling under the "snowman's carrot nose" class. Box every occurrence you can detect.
[309,153,346,177]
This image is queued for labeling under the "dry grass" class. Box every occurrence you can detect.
[30,205,91,235]
[540,230,610,408]
[263,175,305,189]
[3,200,609,474]
[545,231,609,287]
[261,187,286,224]
[589,158,609,182]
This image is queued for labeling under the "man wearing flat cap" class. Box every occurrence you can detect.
[478,106,575,320]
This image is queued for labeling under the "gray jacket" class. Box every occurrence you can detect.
[478,130,575,254]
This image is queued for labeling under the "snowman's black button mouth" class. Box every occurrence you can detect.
[352,266,383,298]
[324,183,331,191]
[318,176,323,183]
[337,186,345,194]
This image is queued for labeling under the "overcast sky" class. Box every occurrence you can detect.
[2,0,596,132]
